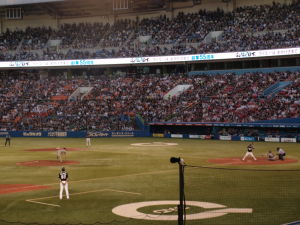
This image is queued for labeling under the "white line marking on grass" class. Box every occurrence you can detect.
[106,189,142,196]
[27,194,59,201]
[282,221,300,225]
[26,189,142,207]
[112,201,252,221]
[24,169,173,207]
[43,169,177,186]
[131,142,178,147]
[26,200,61,207]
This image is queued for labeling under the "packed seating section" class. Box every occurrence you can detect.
[0,2,299,61]
[0,71,299,131]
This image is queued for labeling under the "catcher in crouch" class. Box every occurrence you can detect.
[56,147,67,163]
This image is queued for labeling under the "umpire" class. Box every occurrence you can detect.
[5,133,11,147]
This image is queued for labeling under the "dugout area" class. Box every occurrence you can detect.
[0,137,299,225]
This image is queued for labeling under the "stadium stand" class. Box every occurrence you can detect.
[0,0,299,137]
[1,71,299,131]
[0,1,299,60]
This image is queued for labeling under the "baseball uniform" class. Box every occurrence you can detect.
[58,167,69,199]
[242,144,257,161]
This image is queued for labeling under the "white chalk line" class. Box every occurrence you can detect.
[26,200,61,208]
[282,220,300,225]
[26,189,142,207]
[43,169,177,186]
[1,169,171,192]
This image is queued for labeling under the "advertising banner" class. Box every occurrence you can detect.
[171,134,183,138]
[1,47,299,69]
[189,135,202,139]
[280,137,297,143]
[240,136,256,141]
[153,133,164,138]
[189,135,208,139]
[219,135,232,141]
[264,137,280,142]
[0,130,149,138]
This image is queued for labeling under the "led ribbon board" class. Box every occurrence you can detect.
[0,47,299,69]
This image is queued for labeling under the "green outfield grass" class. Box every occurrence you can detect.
[0,137,299,225]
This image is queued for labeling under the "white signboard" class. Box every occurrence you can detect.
[219,135,232,141]
[189,135,207,139]
[264,137,280,142]
[0,47,299,69]
[171,134,183,138]
[281,138,296,143]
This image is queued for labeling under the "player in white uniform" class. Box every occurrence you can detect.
[242,143,257,161]
[276,147,286,160]
[86,134,91,146]
[56,147,67,162]
[58,167,69,199]
[267,150,276,161]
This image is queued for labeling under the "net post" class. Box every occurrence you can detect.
[178,160,185,225]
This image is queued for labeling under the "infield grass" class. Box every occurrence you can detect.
[0,137,299,225]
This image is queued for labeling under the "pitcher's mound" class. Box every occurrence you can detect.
[208,157,298,165]
[17,160,80,167]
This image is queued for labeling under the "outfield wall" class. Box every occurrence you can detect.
[153,133,298,143]
[150,119,300,142]
[0,130,150,138]
[1,130,298,142]
[1,120,299,143]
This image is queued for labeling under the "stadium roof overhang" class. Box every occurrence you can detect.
[0,0,64,6]
[0,0,169,18]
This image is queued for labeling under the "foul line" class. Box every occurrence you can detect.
[26,188,142,207]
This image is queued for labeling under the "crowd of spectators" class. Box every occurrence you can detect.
[0,71,299,131]
[0,1,299,61]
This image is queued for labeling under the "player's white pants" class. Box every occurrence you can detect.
[86,138,91,146]
[57,154,63,162]
[59,181,69,199]
[242,152,257,160]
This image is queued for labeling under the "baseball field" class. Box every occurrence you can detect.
[0,137,299,225]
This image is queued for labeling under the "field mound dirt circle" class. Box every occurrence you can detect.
[208,157,298,165]
[26,148,87,152]
[16,160,80,167]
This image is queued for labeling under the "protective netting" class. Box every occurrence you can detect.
[182,165,300,225]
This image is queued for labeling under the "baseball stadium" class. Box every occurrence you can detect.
[0,0,299,225]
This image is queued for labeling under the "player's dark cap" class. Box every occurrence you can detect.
[62,167,65,171]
